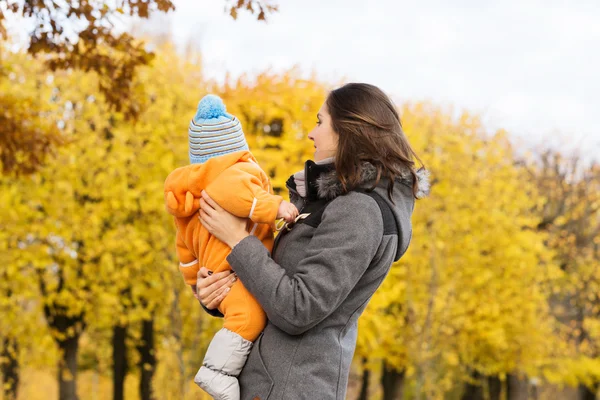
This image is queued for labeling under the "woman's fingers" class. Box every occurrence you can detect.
[199,198,215,218]
[201,190,222,211]
[205,284,232,309]
[199,208,210,224]
[214,286,232,308]
[197,266,210,279]
[197,269,236,308]
[198,269,231,290]
[203,277,236,309]
[199,209,215,234]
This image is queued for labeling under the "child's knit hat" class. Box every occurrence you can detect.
[188,94,249,164]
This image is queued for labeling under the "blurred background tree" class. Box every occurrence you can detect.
[0,0,277,175]
[0,4,599,400]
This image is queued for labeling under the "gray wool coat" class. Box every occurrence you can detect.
[225,161,429,400]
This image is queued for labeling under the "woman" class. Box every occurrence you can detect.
[196,83,429,400]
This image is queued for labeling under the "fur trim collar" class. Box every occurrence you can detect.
[316,162,431,200]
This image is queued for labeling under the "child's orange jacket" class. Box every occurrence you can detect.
[164,151,282,285]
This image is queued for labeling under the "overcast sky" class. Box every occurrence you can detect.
[160,0,599,159]
[3,0,598,158]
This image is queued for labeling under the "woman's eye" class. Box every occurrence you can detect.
[316,121,321,125]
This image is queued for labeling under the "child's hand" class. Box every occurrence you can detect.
[277,200,299,223]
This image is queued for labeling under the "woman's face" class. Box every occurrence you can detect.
[308,102,338,162]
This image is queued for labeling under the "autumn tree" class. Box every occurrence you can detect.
[525,150,600,400]
[1,39,325,400]
[217,69,329,193]
[0,175,43,400]
[356,106,558,400]
[0,47,176,400]
[6,35,591,400]
[0,0,278,175]
[149,55,330,400]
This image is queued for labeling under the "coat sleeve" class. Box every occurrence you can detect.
[226,193,383,335]
[204,163,283,224]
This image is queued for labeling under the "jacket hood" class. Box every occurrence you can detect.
[316,162,430,201]
[164,150,257,218]
[288,160,430,261]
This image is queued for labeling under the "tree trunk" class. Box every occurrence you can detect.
[170,288,186,397]
[578,383,598,400]
[462,383,484,400]
[112,325,128,400]
[488,375,502,400]
[506,374,530,400]
[139,318,156,400]
[39,271,86,400]
[381,361,405,400]
[357,358,370,400]
[58,334,80,400]
[1,337,19,400]
[462,371,483,400]
[462,373,507,400]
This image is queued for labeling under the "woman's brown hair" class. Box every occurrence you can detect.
[326,83,424,200]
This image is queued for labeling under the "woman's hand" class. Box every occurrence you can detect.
[194,267,236,310]
[199,190,249,248]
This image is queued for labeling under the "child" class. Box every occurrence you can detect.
[164,95,298,399]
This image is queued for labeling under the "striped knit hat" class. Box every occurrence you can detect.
[188,95,249,164]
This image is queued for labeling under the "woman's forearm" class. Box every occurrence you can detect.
[227,196,383,335]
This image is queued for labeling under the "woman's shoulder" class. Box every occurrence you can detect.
[322,191,384,233]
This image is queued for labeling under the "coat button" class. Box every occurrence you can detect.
[253,397,260,400]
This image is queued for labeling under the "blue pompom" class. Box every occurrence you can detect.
[195,94,227,120]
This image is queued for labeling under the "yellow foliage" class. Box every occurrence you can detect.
[357,105,559,397]
[1,41,598,400]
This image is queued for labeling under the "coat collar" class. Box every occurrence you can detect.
[287,160,430,202]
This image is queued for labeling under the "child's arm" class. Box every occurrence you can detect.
[204,162,284,224]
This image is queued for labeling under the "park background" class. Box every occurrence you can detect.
[0,1,599,399]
